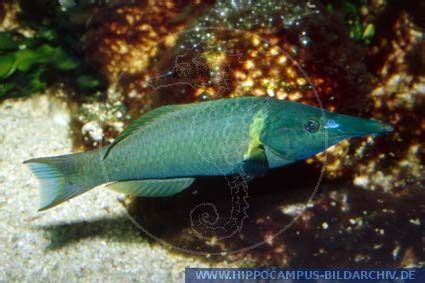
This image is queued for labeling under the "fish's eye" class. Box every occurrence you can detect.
[304,119,320,133]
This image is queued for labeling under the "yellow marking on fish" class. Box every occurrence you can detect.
[244,109,267,160]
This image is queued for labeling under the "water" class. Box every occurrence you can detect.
[0,0,423,281]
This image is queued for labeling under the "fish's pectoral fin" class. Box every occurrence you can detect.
[242,146,268,179]
[105,177,195,197]
[263,143,296,161]
[103,104,186,160]
[261,127,297,161]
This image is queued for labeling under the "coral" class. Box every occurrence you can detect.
[81,0,210,103]
[73,0,374,149]
[70,0,213,148]
[74,92,129,149]
[318,6,424,192]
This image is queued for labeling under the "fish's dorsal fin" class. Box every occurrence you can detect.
[103,104,185,159]
[106,177,195,197]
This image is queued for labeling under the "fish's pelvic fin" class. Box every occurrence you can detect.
[103,104,185,160]
[242,146,269,179]
[106,177,195,197]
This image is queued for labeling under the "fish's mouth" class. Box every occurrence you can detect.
[325,114,394,139]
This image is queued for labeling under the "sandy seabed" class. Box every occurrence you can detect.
[0,95,224,282]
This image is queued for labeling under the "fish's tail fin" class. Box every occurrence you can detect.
[24,152,104,211]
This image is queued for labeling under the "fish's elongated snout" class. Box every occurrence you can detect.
[325,113,394,138]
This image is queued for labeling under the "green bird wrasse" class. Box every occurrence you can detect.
[24,97,393,210]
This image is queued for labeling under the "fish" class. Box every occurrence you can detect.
[24,96,393,210]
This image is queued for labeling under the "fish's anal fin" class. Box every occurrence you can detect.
[103,104,185,160]
[242,146,268,179]
[106,177,195,197]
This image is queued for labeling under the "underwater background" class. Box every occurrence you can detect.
[0,0,423,281]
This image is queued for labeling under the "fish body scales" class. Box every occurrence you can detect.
[102,97,266,181]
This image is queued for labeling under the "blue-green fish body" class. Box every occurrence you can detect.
[104,97,264,179]
[25,97,392,210]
